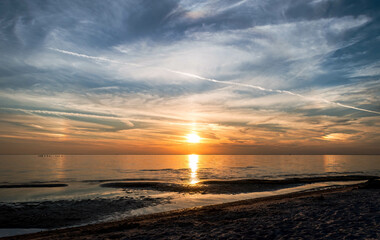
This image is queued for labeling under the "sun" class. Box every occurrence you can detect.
[186,133,201,143]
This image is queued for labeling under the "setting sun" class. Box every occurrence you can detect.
[186,133,201,143]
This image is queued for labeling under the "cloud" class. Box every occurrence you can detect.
[349,61,380,78]
[49,47,380,115]
[322,133,351,141]
[0,0,379,154]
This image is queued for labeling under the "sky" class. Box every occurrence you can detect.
[0,0,379,155]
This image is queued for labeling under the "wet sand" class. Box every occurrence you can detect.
[2,180,379,240]
[0,196,170,229]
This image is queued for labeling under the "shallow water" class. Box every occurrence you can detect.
[0,228,44,238]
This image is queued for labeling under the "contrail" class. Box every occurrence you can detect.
[50,48,141,67]
[165,69,380,115]
[50,48,380,115]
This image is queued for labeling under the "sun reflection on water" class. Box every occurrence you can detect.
[188,154,199,184]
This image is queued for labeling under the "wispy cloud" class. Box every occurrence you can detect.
[50,48,380,115]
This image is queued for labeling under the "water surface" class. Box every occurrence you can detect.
[0,155,379,202]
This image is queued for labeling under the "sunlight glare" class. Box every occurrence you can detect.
[186,133,201,143]
[188,154,199,184]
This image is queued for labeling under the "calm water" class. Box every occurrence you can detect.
[1,155,379,184]
[0,155,379,202]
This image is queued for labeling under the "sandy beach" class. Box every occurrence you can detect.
[2,180,379,240]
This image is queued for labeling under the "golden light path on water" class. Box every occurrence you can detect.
[188,154,199,184]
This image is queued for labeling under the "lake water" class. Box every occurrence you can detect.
[0,155,379,202]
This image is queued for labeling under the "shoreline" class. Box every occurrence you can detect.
[2,180,378,239]
[0,178,372,229]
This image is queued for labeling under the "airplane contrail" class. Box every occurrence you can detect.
[50,48,380,115]
[164,69,380,115]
